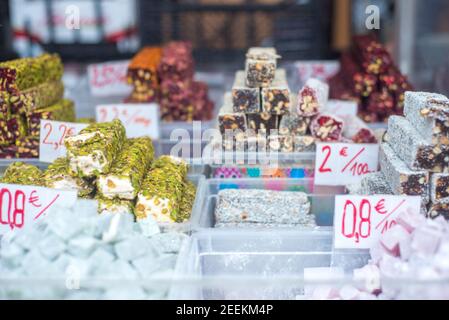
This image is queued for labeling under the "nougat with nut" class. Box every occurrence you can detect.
[310,114,344,142]
[380,143,429,203]
[232,70,260,113]
[245,47,279,88]
[261,69,290,115]
[218,93,247,135]
[297,78,329,117]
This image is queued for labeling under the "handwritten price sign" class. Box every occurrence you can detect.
[39,120,88,163]
[96,103,160,139]
[324,100,358,117]
[87,60,132,97]
[0,184,77,234]
[334,195,421,249]
[314,143,379,186]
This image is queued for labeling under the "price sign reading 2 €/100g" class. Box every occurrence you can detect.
[314,143,379,186]
[39,120,88,163]
[333,195,422,249]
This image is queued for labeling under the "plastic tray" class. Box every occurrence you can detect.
[190,178,345,231]
[169,230,370,300]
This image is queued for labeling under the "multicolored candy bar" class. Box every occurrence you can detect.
[379,143,429,202]
[430,173,449,204]
[215,189,314,227]
[261,69,290,115]
[0,53,63,93]
[342,115,377,143]
[404,91,449,144]
[0,162,44,186]
[297,78,329,117]
[43,157,94,198]
[384,116,449,173]
[245,47,278,88]
[97,197,134,215]
[97,137,154,200]
[218,93,247,135]
[232,70,260,113]
[28,99,76,136]
[310,113,344,142]
[64,119,126,178]
[135,156,188,223]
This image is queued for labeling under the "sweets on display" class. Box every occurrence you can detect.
[247,112,278,132]
[135,156,193,223]
[97,137,154,200]
[342,114,377,143]
[329,35,413,122]
[379,143,429,202]
[64,119,126,178]
[310,113,344,142]
[97,197,135,215]
[430,173,449,204]
[261,69,290,115]
[0,53,74,159]
[214,189,314,227]
[384,115,449,172]
[126,41,213,122]
[297,78,329,117]
[43,157,94,198]
[218,94,247,135]
[0,162,44,186]
[232,70,260,113]
[245,47,279,88]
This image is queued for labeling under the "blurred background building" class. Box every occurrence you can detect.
[0,0,448,94]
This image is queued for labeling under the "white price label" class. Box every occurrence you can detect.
[324,100,358,117]
[295,60,340,84]
[39,120,88,163]
[0,184,77,233]
[96,103,160,139]
[334,195,421,249]
[87,60,132,97]
[314,143,379,186]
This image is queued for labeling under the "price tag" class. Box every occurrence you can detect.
[324,100,358,117]
[39,120,88,163]
[87,60,132,97]
[334,195,421,249]
[314,143,379,186]
[96,103,160,139]
[0,184,77,233]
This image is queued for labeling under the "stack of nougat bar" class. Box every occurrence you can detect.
[349,91,449,220]
[216,47,314,153]
[0,53,75,159]
[214,47,377,154]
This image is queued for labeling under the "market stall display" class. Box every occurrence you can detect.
[329,34,413,123]
[0,53,75,159]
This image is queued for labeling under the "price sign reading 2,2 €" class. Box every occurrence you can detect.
[314,143,379,186]
[39,120,88,163]
[333,195,422,249]
[96,103,160,140]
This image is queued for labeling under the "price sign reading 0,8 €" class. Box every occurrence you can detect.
[87,60,132,97]
[314,143,379,186]
[0,184,77,234]
[96,103,160,140]
[39,120,88,163]
[333,195,421,249]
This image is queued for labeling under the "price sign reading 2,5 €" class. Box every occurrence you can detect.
[39,120,88,163]
[96,103,160,140]
[314,143,379,186]
[333,195,421,249]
